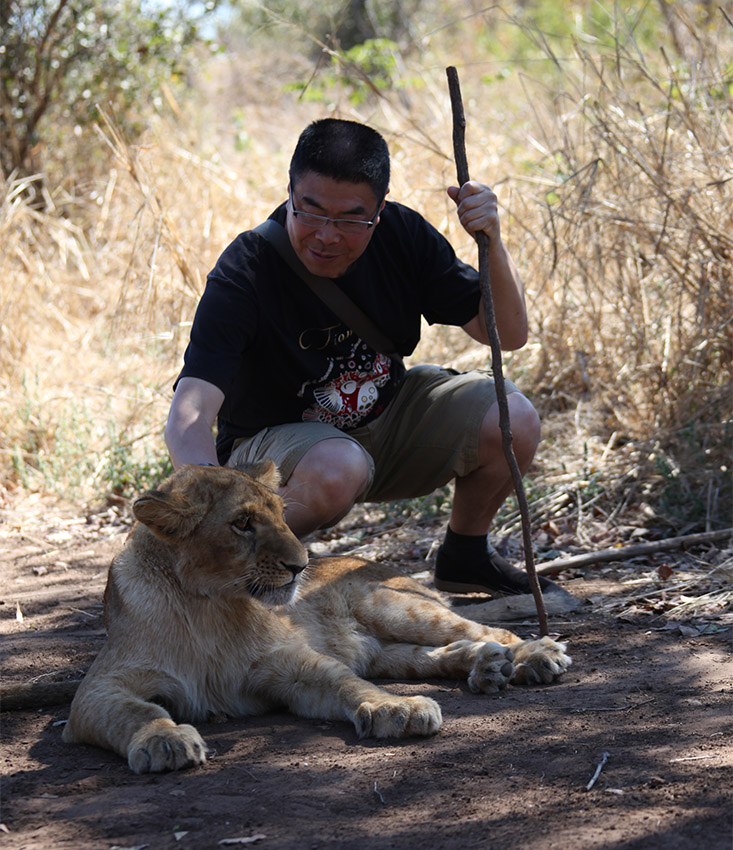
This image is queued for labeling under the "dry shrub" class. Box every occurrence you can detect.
[0,95,324,501]
[0,130,213,499]
[0,6,730,531]
[499,20,732,530]
[519,42,731,431]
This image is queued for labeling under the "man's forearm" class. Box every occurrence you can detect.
[165,420,220,469]
[165,377,225,469]
[465,238,527,351]
[448,181,528,351]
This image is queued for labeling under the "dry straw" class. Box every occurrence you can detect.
[0,7,730,531]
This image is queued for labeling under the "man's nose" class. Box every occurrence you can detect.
[313,220,341,241]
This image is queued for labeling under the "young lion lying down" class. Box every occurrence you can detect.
[63,463,571,773]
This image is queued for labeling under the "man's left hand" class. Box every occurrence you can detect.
[447,181,501,242]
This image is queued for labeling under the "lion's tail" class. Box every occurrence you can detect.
[1,679,81,711]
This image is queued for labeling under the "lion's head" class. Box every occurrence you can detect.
[131,462,309,605]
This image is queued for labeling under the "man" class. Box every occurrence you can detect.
[165,118,559,596]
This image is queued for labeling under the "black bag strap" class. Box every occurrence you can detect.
[253,219,400,358]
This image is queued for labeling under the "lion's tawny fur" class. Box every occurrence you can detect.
[62,463,571,773]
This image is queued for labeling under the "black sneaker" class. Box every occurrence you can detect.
[434,543,561,596]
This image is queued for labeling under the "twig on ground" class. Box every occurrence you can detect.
[586,751,609,791]
[537,528,733,574]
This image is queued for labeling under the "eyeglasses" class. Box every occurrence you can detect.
[289,188,381,234]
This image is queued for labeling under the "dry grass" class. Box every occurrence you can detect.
[0,7,730,535]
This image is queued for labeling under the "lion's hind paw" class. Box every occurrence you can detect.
[128,719,209,773]
[467,641,515,694]
[510,636,572,686]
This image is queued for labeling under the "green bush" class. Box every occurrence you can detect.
[0,0,215,183]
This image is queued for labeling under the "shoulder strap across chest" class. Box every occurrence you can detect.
[253,219,400,358]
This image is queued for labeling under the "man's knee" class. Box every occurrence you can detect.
[479,393,540,460]
[287,438,373,504]
[507,393,541,449]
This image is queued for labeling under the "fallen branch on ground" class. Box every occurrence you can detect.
[537,528,732,574]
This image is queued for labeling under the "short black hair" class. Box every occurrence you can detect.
[289,118,390,201]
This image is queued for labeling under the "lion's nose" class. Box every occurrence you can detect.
[282,561,308,577]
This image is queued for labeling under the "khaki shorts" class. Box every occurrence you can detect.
[227,365,519,503]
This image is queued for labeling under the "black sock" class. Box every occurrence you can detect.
[443,526,488,552]
[441,526,489,560]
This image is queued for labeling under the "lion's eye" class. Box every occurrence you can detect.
[231,516,254,535]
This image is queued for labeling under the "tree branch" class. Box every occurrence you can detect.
[537,527,733,574]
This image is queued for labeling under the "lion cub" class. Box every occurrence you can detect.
[63,463,571,773]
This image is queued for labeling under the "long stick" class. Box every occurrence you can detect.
[446,66,549,636]
[536,527,733,574]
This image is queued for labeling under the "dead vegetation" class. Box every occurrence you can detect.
[0,6,730,550]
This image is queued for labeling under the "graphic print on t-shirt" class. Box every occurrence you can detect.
[299,338,392,429]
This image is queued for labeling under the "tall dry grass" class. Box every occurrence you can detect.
[0,5,730,531]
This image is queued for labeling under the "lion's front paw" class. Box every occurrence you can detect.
[128,719,209,773]
[510,636,572,686]
[467,641,515,694]
[354,695,442,739]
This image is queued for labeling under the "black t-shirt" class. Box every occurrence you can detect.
[178,200,481,463]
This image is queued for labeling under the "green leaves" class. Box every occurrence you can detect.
[0,0,213,180]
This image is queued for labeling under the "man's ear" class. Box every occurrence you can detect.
[133,490,200,540]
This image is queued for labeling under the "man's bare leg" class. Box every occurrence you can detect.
[450,393,540,536]
[435,393,560,595]
[280,438,371,538]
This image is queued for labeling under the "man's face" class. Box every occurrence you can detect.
[286,172,386,278]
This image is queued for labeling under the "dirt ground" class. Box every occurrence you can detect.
[1,490,731,850]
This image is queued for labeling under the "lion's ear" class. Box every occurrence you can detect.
[133,490,200,539]
[236,459,281,491]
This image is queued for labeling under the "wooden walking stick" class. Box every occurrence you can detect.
[446,66,549,636]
